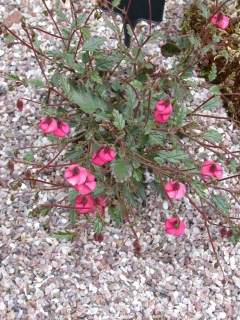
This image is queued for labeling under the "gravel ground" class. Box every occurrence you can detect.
[0,1,240,319]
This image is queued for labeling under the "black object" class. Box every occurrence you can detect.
[99,0,166,47]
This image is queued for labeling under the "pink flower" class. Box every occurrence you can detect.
[200,160,223,181]
[75,194,96,214]
[39,117,57,134]
[75,170,96,195]
[164,181,186,200]
[154,99,173,124]
[64,164,88,186]
[210,12,230,30]
[53,120,70,138]
[64,164,96,195]
[95,196,107,214]
[165,216,186,237]
[92,146,116,166]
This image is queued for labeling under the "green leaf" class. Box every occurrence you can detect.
[60,77,108,114]
[93,183,105,196]
[170,105,187,127]
[83,37,105,51]
[69,210,77,224]
[7,74,21,81]
[131,80,143,91]
[68,190,79,204]
[112,0,121,7]
[113,109,125,130]
[71,88,107,113]
[47,136,59,143]
[133,169,143,182]
[67,190,79,224]
[161,42,181,57]
[204,96,222,110]
[111,159,132,182]
[65,146,85,161]
[230,226,240,244]
[148,132,166,146]
[24,152,34,162]
[211,194,230,215]
[203,129,222,143]
[96,53,122,71]
[191,179,206,198]
[125,85,138,110]
[208,63,217,82]
[94,217,103,234]
[53,231,77,241]
[56,0,68,21]
[108,206,123,225]
[196,2,210,18]
[228,160,238,174]
[28,79,44,88]
[90,71,103,84]
[29,206,51,217]
[111,80,121,92]
[209,86,221,95]
[154,150,189,164]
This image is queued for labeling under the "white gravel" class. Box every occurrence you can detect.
[0,1,240,319]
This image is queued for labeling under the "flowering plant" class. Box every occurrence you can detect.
[181,0,240,122]
[2,0,240,256]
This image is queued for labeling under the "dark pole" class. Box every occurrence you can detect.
[98,0,166,47]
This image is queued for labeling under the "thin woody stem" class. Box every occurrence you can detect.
[187,95,215,116]
[23,26,49,84]
[31,26,67,40]
[190,113,240,126]
[187,196,225,276]
[37,144,69,174]
[41,0,66,47]
[23,178,70,188]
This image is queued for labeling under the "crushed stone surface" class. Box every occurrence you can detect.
[0,1,240,319]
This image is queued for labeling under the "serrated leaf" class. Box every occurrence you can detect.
[148,132,166,146]
[96,53,122,71]
[111,159,132,182]
[196,2,210,18]
[211,194,230,215]
[191,179,206,198]
[170,105,187,127]
[83,37,105,51]
[133,169,143,182]
[204,96,222,110]
[60,77,108,114]
[94,217,103,234]
[113,109,125,130]
[108,206,123,225]
[209,85,221,95]
[203,129,222,143]
[154,150,189,164]
[208,63,217,82]
[125,85,138,110]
